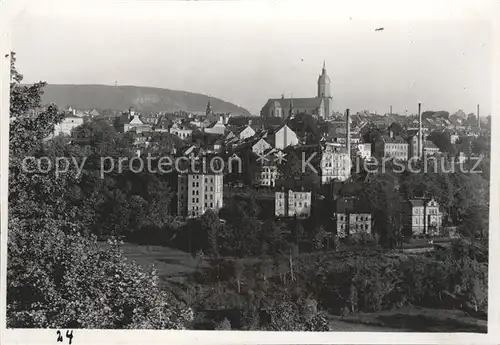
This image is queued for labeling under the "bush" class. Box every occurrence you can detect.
[7,217,193,329]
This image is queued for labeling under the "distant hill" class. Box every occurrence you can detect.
[39,84,250,116]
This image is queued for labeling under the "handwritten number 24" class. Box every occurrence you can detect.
[56,330,73,344]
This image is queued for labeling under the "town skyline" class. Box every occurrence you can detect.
[12,1,492,116]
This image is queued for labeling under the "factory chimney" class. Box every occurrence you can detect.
[346,108,351,158]
[418,103,422,159]
[477,104,480,129]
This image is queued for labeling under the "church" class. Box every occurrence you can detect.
[260,62,333,120]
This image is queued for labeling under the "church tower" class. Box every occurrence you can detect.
[317,61,333,118]
[206,99,213,116]
[317,61,331,98]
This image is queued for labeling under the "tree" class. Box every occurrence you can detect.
[8,53,192,329]
[7,218,193,328]
[279,150,302,180]
[200,210,221,257]
[428,131,456,156]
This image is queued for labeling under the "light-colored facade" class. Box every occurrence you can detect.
[375,135,409,160]
[124,112,152,133]
[407,133,420,160]
[423,141,440,156]
[204,116,226,135]
[335,213,372,238]
[274,124,299,150]
[356,143,372,160]
[53,115,84,137]
[252,138,272,156]
[170,123,192,139]
[178,173,224,218]
[254,164,279,187]
[403,198,443,236]
[320,144,351,184]
[275,189,312,219]
[238,125,256,140]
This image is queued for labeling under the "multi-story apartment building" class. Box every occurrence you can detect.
[320,144,351,184]
[275,189,312,219]
[374,134,409,160]
[254,163,279,187]
[402,198,443,236]
[333,197,372,238]
[275,180,312,219]
[177,170,224,218]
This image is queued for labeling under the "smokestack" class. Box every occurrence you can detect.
[418,103,422,159]
[390,105,393,115]
[477,104,480,129]
[346,109,351,158]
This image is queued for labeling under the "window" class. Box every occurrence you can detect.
[192,182,195,187]
[192,198,195,203]
[205,177,208,183]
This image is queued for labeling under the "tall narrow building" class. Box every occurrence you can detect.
[317,61,333,118]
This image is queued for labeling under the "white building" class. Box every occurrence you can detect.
[275,189,312,219]
[320,144,351,184]
[170,123,192,140]
[53,115,84,137]
[252,138,272,156]
[254,164,279,187]
[403,198,443,236]
[273,124,299,150]
[356,143,372,160]
[204,116,226,135]
[237,125,256,140]
[178,172,224,218]
[124,111,152,133]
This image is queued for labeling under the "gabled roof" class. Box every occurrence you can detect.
[334,196,371,214]
[424,140,438,149]
[275,178,314,192]
[381,135,408,144]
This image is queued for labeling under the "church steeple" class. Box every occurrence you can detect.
[317,61,331,98]
[206,99,213,116]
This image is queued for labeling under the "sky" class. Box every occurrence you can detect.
[10,0,494,116]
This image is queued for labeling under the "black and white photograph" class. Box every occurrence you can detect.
[1,0,498,343]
